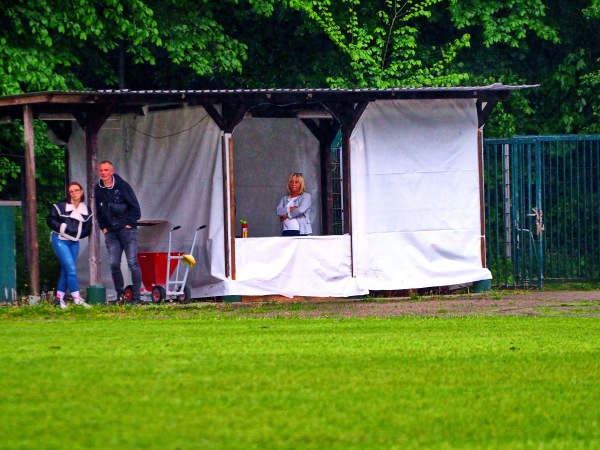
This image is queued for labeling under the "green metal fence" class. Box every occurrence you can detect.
[484,135,600,288]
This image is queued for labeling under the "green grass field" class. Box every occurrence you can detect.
[1,304,599,449]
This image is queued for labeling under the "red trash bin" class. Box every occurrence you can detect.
[137,252,184,290]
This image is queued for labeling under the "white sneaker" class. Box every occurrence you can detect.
[59,298,67,309]
[73,298,92,308]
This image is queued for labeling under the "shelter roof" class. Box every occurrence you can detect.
[0,84,538,121]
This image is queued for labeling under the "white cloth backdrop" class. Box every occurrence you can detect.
[69,106,227,299]
[69,107,361,299]
[350,99,492,290]
[67,99,490,300]
[232,118,321,238]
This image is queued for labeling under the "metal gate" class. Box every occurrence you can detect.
[484,135,600,288]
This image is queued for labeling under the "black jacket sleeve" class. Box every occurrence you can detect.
[46,204,62,233]
[122,182,141,228]
[81,214,93,239]
[94,185,109,231]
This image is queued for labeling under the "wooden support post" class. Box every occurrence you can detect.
[301,118,339,235]
[228,136,236,280]
[221,134,231,278]
[341,127,352,235]
[23,105,39,296]
[322,101,368,237]
[86,128,101,285]
[478,129,487,268]
[320,138,333,235]
[81,106,113,286]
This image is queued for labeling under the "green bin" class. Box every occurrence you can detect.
[87,285,106,305]
[0,204,18,302]
[472,279,492,293]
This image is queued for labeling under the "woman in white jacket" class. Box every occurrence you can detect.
[276,172,312,236]
[46,182,93,308]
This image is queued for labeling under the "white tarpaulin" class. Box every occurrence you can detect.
[350,99,492,289]
[67,98,490,300]
[69,106,228,299]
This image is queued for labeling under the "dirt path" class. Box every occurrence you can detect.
[225,290,600,318]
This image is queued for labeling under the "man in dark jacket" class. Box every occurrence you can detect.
[95,160,143,304]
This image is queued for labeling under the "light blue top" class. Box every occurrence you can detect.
[276,192,312,235]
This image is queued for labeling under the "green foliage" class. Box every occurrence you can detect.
[289,0,472,87]
[0,157,19,192]
[448,0,600,136]
[449,0,559,47]
[1,0,598,132]
[583,0,600,18]
[0,0,268,92]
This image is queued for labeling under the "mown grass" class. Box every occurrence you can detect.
[1,305,600,449]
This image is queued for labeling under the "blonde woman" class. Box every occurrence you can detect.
[276,172,312,236]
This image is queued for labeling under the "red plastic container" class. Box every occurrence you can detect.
[137,252,183,290]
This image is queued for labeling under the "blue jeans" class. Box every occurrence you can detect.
[104,228,142,301]
[51,233,80,294]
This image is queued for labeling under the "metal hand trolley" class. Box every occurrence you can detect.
[124,224,206,303]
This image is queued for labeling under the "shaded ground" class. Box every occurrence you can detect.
[222,290,600,318]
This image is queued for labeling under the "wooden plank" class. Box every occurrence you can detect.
[229,136,236,280]
[23,105,39,295]
[241,295,336,303]
[478,129,487,268]
[221,134,230,278]
[84,106,112,286]
[341,127,352,235]
[86,125,100,285]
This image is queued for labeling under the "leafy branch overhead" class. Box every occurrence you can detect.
[0,0,265,95]
[0,0,598,132]
[288,0,471,88]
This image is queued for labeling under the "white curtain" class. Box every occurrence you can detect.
[350,99,492,290]
[69,106,226,299]
[67,99,490,300]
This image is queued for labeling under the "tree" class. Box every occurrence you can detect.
[0,0,280,93]
[446,0,599,136]
[287,0,471,88]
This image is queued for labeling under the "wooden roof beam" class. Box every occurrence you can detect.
[477,99,502,129]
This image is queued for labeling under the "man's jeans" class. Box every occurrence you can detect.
[51,233,80,294]
[104,228,142,301]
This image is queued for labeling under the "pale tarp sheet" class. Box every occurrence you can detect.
[232,235,365,298]
[232,118,322,238]
[350,99,492,290]
[69,106,227,299]
[68,107,364,298]
[68,99,490,299]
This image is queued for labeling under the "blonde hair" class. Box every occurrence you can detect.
[287,172,306,195]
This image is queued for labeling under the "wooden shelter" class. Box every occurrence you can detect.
[0,85,536,298]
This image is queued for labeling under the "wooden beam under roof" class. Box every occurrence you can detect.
[0,84,538,123]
